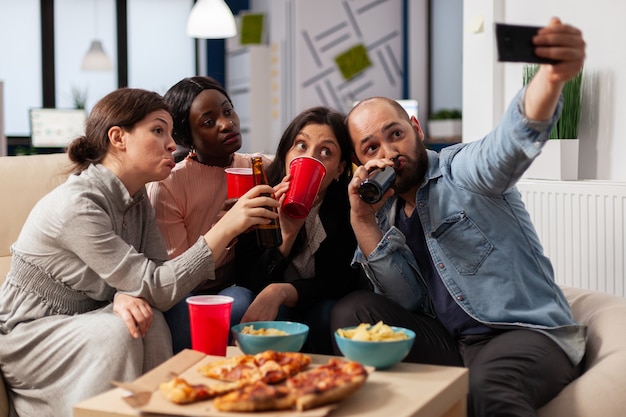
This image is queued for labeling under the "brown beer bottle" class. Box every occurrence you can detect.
[251,156,283,248]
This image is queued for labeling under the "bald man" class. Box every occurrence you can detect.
[333,18,587,417]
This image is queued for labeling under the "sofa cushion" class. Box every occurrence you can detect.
[538,286,626,416]
[0,153,69,284]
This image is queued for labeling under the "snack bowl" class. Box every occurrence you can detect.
[231,321,309,355]
[334,325,416,369]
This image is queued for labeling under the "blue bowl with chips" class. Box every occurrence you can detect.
[334,324,416,369]
[231,321,309,355]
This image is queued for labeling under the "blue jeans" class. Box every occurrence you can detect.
[276,298,336,355]
[164,286,254,354]
[331,290,582,417]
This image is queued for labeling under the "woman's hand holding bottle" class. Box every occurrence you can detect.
[203,185,280,261]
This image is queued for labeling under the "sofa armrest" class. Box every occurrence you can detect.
[538,286,626,417]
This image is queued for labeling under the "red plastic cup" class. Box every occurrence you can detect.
[282,156,326,219]
[186,295,234,356]
[225,167,255,199]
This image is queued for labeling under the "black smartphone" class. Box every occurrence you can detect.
[495,23,559,64]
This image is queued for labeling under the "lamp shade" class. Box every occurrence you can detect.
[186,0,237,39]
[81,40,113,71]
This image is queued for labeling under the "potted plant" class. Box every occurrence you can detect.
[522,64,583,180]
[427,108,462,144]
[71,86,88,110]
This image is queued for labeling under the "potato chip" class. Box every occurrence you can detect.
[337,321,409,342]
[241,325,288,336]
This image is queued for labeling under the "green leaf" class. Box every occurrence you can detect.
[431,108,462,120]
[522,64,582,139]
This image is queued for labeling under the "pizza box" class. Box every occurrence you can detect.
[75,347,344,417]
[74,346,469,417]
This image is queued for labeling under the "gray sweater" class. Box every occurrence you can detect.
[0,163,215,333]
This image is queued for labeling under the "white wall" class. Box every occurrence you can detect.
[463,0,626,181]
[249,0,428,150]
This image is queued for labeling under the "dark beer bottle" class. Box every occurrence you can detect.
[251,156,283,248]
[359,165,396,204]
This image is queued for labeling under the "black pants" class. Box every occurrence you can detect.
[330,290,583,417]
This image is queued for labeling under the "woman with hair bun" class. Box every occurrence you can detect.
[0,87,279,416]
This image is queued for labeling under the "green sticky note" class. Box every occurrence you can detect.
[335,44,372,81]
[240,13,265,45]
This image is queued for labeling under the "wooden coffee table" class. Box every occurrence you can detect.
[74,347,468,417]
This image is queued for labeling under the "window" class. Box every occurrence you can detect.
[55,0,117,111]
[0,1,42,136]
[0,0,196,141]
[127,0,195,95]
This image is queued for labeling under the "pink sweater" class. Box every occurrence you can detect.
[147,153,271,268]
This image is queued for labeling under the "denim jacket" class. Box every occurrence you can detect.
[353,88,587,364]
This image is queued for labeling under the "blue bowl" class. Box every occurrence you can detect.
[334,326,416,369]
[231,321,309,355]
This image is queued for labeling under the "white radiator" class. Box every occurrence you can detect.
[517,180,626,297]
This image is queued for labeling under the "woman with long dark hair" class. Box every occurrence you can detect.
[233,106,366,354]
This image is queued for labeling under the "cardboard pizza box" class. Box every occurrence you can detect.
[73,347,468,417]
[75,348,337,417]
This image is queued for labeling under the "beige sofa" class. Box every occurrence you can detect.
[0,153,70,417]
[1,153,626,416]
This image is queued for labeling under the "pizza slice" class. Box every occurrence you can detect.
[197,354,261,382]
[158,377,214,404]
[213,358,367,412]
[256,358,289,384]
[254,350,312,377]
[199,351,311,384]
[160,353,362,411]
[159,376,248,404]
[212,380,296,412]
[287,358,368,411]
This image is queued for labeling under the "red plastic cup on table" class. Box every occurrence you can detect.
[282,156,326,219]
[225,167,255,199]
[186,295,234,356]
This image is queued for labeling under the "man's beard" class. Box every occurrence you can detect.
[393,144,428,194]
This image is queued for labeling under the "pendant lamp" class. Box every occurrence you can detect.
[81,40,113,71]
[186,0,237,39]
[81,0,113,71]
